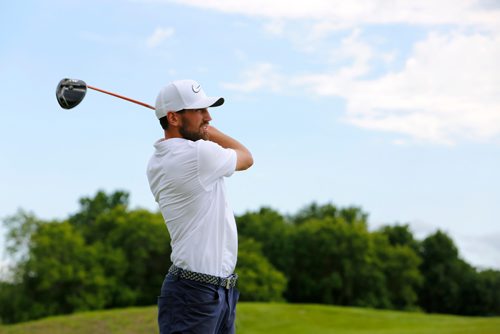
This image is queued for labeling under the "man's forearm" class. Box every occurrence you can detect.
[207,126,246,150]
[207,126,254,171]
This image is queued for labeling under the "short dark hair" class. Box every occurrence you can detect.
[159,116,169,130]
[158,110,185,130]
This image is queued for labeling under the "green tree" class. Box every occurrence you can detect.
[236,237,287,302]
[24,221,113,316]
[288,213,388,308]
[476,269,500,315]
[418,230,469,314]
[69,190,129,243]
[0,190,172,323]
[70,190,171,306]
[3,195,499,323]
[378,224,420,253]
[457,268,500,316]
[3,209,40,264]
[236,207,293,277]
[372,231,423,310]
[1,210,43,323]
[95,206,171,306]
[0,218,115,323]
[291,202,368,226]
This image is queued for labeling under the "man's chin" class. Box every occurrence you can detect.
[179,125,209,141]
[179,131,206,142]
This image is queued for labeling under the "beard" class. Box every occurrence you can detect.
[179,121,209,141]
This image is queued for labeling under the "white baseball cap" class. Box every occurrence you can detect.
[155,79,224,119]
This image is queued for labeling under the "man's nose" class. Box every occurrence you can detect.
[204,109,212,122]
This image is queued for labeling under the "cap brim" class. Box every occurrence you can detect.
[210,97,224,107]
[186,97,224,109]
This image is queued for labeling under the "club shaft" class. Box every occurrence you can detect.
[87,85,155,110]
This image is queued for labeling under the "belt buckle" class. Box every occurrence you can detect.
[225,278,231,289]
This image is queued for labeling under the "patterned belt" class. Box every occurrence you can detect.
[168,265,238,289]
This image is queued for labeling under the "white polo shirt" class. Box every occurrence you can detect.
[146,138,238,277]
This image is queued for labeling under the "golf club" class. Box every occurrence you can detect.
[56,78,155,110]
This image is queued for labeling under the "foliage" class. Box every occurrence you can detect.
[0,191,171,323]
[236,207,293,277]
[3,209,40,264]
[378,224,420,253]
[374,224,423,309]
[418,230,500,316]
[287,215,389,307]
[1,194,499,324]
[418,230,466,314]
[236,237,287,302]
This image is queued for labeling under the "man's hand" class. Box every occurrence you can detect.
[207,126,254,171]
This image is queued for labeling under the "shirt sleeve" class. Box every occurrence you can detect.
[197,140,237,189]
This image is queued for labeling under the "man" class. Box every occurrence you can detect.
[147,79,253,334]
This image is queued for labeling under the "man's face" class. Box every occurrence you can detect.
[178,108,212,141]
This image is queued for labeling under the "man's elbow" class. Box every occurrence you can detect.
[246,154,254,169]
[236,153,254,171]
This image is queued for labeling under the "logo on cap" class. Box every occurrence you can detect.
[192,84,201,93]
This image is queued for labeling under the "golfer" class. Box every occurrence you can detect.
[147,79,253,334]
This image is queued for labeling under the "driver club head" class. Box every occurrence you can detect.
[56,78,87,109]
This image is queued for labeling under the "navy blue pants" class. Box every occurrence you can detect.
[158,274,239,334]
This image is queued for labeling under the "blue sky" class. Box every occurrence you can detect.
[1,0,499,271]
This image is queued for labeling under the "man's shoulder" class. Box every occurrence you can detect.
[167,138,197,148]
[196,139,225,152]
[196,140,235,163]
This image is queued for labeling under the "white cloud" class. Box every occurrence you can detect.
[168,0,500,31]
[327,29,372,76]
[146,27,175,48]
[226,30,500,145]
[338,32,500,145]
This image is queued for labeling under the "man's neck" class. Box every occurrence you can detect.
[164,129,182,139]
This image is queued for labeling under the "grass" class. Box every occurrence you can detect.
[236,303,500,334]
[1,303,499,334]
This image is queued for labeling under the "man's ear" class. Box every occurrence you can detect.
[167,111,181,127]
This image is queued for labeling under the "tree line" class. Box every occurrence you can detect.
[1,190,499,324]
